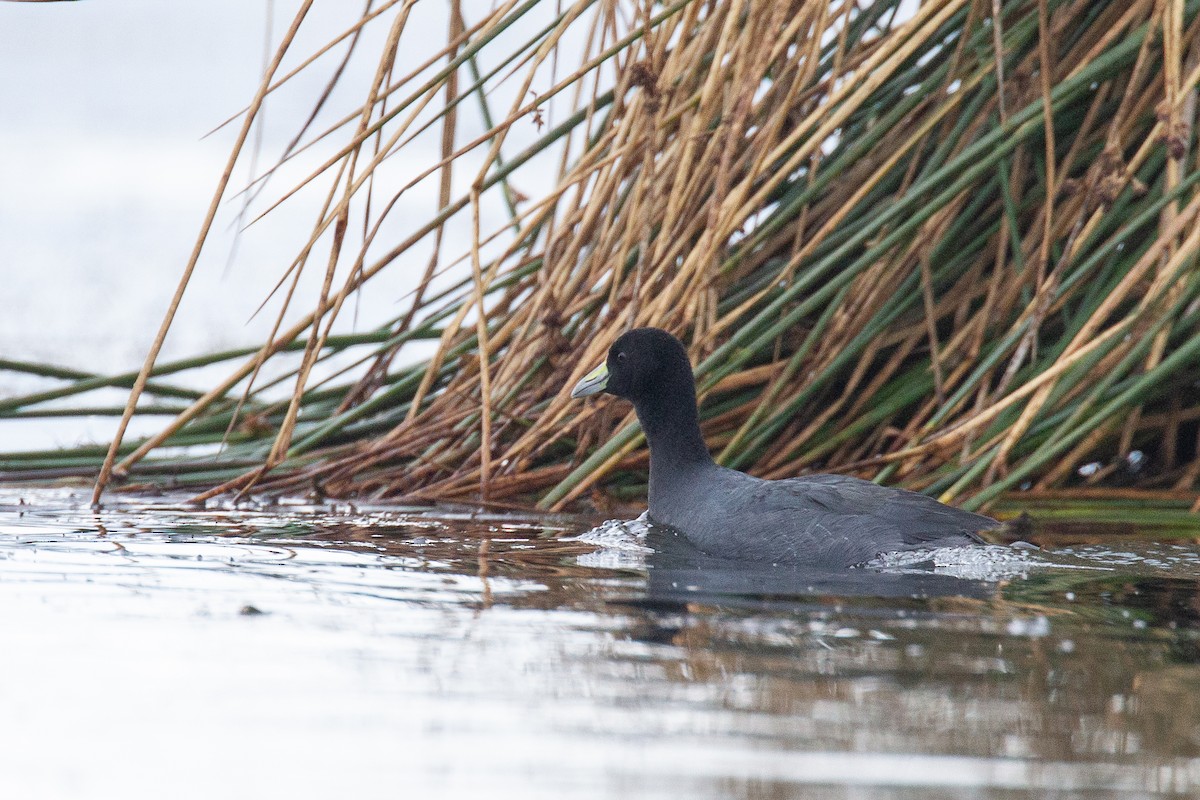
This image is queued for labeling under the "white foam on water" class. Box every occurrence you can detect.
[569,514,653,569]
[867,544,1048,582]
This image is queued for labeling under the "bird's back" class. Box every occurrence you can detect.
[649,466,998,567]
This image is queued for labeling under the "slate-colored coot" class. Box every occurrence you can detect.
[571,327,1000,567]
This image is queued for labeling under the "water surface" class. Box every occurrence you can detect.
[1,487,1197,799]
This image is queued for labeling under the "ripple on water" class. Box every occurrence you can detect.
[0,488,1198,799]
[1057,541,1200,575]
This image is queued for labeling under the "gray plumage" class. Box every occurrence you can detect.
[650,463,997,567]
[572,327,1000,568]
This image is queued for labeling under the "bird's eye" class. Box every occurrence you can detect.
[617,351,627,361]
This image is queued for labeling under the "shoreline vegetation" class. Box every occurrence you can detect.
[5,0,1200,518]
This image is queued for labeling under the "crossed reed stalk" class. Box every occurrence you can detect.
[4,0,1200,515]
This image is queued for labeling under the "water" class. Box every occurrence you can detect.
[1,488,1198,798]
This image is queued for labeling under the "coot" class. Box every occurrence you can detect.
[570,327,1000,567]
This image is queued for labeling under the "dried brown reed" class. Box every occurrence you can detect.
[5,0,1200,513]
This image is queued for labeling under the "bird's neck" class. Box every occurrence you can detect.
[633,392,714,506]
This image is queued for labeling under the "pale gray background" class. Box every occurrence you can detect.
[0,0,572,449]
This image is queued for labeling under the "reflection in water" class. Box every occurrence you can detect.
[640,524,1000,607]
[0,488,1198,798]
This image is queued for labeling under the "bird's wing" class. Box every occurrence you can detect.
[755,474,999,547]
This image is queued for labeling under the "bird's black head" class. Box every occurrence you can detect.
[570,327,695,403]
[570,327,712,470]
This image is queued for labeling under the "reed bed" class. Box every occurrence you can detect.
[5,0,1200,513]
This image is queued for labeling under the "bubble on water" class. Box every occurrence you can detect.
[1006,616,1050,638]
